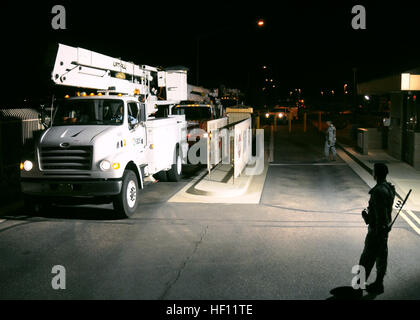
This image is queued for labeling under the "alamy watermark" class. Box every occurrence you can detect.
[351,5,366,30]
[351,265,367,290]
[51,5,66,30]
[52,5,366,31]
[185,128,265,176]
[51,265,66,290]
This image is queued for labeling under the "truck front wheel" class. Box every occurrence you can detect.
[113,170,138,218]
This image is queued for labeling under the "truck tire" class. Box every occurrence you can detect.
[113,170,138,218]
[153,170,168,182]
[167,147,182,182]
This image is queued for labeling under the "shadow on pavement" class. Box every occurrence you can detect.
[181,164,206,179]
[3,199,121,221]
[326,286,378,300]
[35,205,120,221]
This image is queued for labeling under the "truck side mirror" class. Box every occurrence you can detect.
[39,106,51,128]
[139,104,147,122]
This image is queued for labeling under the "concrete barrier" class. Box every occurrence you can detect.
[233,118,252,178]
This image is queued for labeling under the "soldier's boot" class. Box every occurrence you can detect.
[366,281,384,295]
[368,249,387,295]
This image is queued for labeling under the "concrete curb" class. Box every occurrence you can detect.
[192,170,253,197]
[336,142,373,175]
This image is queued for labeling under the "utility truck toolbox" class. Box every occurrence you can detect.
[20,44,188,218]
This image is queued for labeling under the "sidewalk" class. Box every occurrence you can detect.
[337,140,420,235]
[193,164,253,197]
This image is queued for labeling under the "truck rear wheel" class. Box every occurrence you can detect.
[167,147,182,182]
[113,170,138,218]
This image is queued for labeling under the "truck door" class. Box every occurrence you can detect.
[127,102,146,155]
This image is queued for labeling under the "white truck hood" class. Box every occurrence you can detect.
[40,125,122,146]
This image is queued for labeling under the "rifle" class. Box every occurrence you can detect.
[389,189,412,231]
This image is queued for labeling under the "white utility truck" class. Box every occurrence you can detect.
[20,44,189,218]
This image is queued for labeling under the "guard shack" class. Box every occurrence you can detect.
[358,71,420,170]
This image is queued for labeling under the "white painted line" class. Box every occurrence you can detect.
[400,212,420,235]
[406,209,420,226]
[0,219,5,224]
[336,149,375,188]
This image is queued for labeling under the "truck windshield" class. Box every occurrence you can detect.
[52,99,124,126]
[173,107,212,121]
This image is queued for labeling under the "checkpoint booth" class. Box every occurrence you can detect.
[358,71,420,170]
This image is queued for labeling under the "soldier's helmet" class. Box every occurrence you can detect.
[374,163,389,180]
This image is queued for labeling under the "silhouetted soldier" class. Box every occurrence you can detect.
[359,163,395,294]
[324,120,336,161]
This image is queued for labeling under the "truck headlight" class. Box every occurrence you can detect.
[22,160,33,172]
[265,113,270,118]
[100,160,111,171]
[279,113,284,118]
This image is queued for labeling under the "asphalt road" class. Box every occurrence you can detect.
[0,125,419,300]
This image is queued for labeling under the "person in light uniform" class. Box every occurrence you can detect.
[324,120,337,161]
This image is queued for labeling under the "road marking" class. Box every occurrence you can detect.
[336,149,375,188]
[0,219,6,224]
[400,212,420,234]
[406,209,420,225]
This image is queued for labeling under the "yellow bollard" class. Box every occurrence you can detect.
[256,116,260,129]
[304,113,307,133]
[288,113,292,133]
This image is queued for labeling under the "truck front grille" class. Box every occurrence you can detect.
[40,146,93,171]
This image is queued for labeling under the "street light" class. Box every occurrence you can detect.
[257,19,265,27]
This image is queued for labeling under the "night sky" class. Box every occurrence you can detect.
[1,0,420,105]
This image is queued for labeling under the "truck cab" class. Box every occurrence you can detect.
[172,102,217,146]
